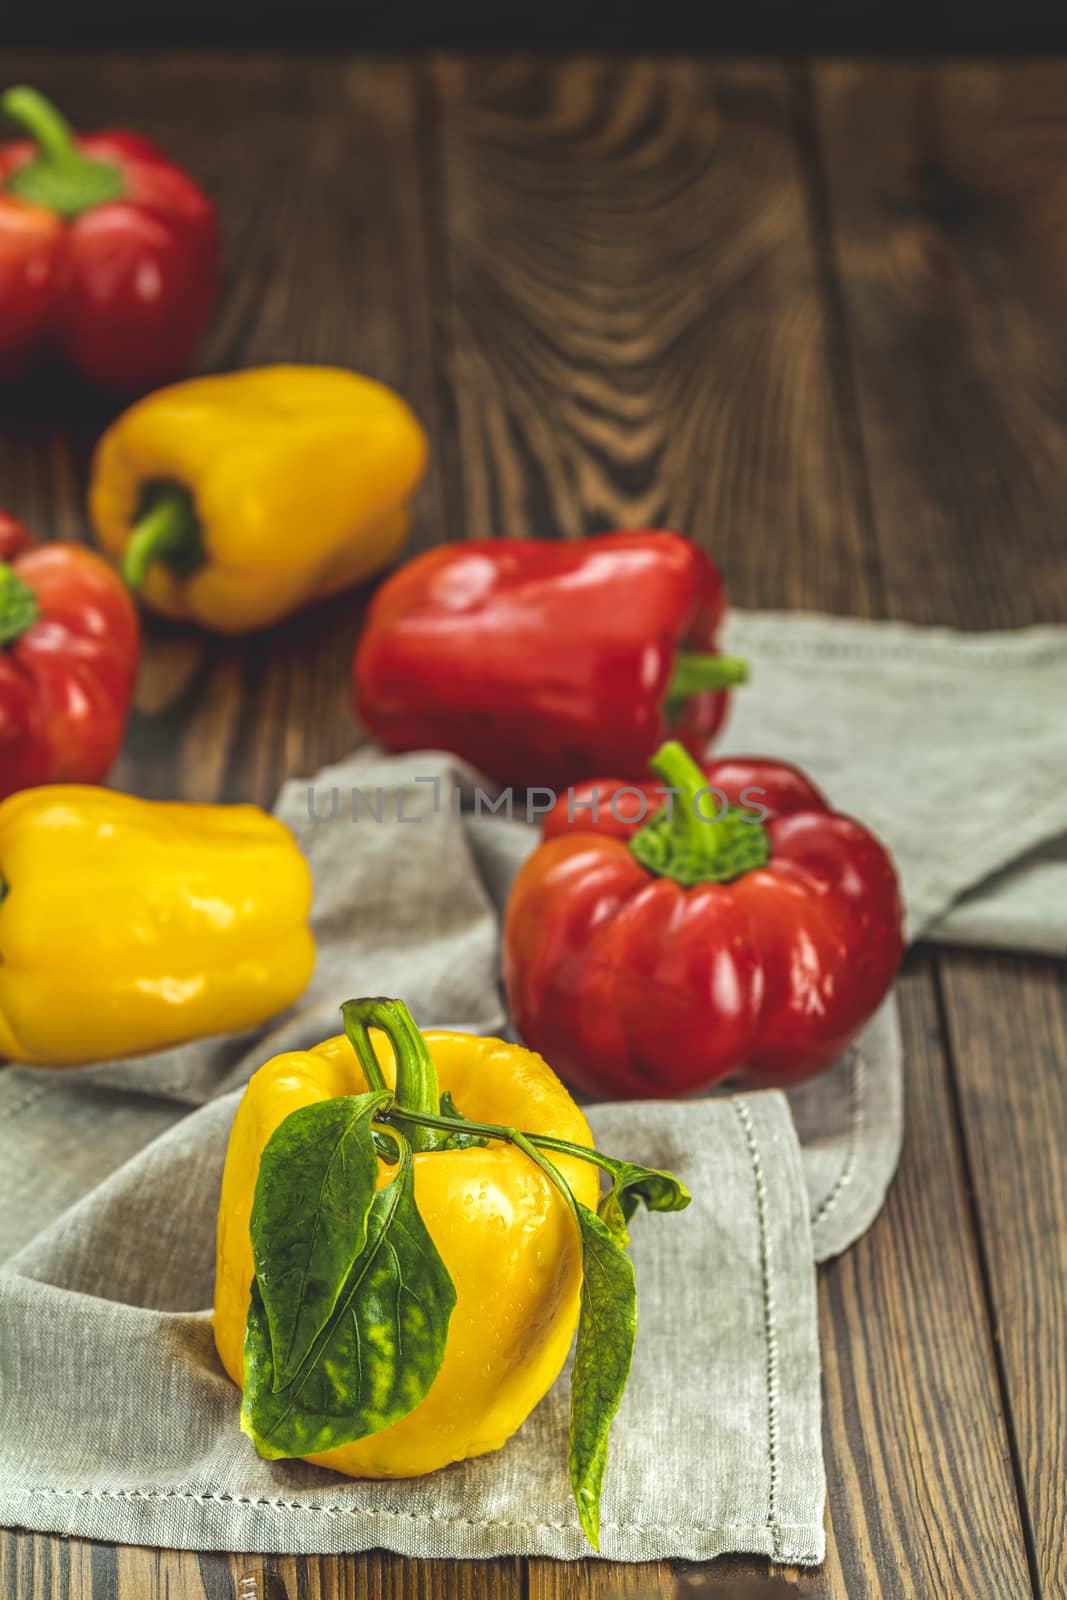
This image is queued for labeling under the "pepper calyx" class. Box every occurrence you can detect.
[2,87,125,220]
[0,562,39,648]
[121,481,205,592]
[629,739,770,887]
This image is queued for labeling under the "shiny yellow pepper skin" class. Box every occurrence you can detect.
[213,1026,600,1478]
[88,365,428,634]
[0,786,315,1065]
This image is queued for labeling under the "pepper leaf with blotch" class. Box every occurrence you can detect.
[241,1123,456,1460]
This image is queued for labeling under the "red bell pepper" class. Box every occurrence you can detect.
[0,510,140,799]
[0,86,219,391]
[504,740,904,1096]
[353,531,747,790]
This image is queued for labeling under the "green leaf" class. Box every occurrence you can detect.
[437,1089,490,1150]
[250,1091,390,1391]
[601,1159,691,1226]
[568,1202,638,1551]
[525,1135,691,1228]
[242,1145,457,1460]
[596,1187,631,1247]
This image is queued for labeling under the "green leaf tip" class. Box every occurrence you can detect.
[568,1204,638,1551]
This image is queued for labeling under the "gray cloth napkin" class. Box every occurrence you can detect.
[0,1092,823,1564]
[2,613,1065,1565]
[722,612,1067,952]
[0,753,826,1565]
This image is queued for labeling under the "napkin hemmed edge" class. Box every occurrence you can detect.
[0,1489,826,1565]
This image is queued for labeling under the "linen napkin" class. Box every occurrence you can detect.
[1,612,1065,1565]
[0,753,827,1565]
[721,612,1067,952]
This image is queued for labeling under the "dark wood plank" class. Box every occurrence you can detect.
[429,56,878,616]
[938,954,1067,1597]
[0,1535,222,1599]
[239,1553,523,1598]
[530,1556,794,1595]
[815,60,1067,1595]
[799,961,1035,1599]
[813,61,1067,627]
[529,1559,678,1597]
[0,1539,525,1599]
[0,52,445,805]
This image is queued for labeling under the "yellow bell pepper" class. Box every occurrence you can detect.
[0,786,315,1065]
[213,996,690,1548]
[88,365,428,634]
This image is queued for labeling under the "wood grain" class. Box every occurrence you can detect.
[528,1558,678,1597]
[814,60,1067,1595]
[528,1556,795,1595]
[0,1542,525,1599]
[938,954,1067,1597]
[236,1553,523,1598]
[430,57,878,615]
[814,61,1067,627]
[805,961,1034,1599]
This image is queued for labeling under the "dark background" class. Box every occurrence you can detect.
[5,0,1067,52]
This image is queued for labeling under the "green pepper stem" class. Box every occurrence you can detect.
[520,1131,620,1176]
[342,998,442,1153]
[121,487,204,591]
[375,1104,509,1142]
[667,651,748,702]
[512,1133,580,1223]
[648,739,732,863]
[384,1107,582,1222]
[0,562,39,648]
[2,87,125,219]
[2,87,77,163]
[376,1102,618,1176]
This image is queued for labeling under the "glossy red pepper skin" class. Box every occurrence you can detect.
[0,511,140,799]
[504,757,904,1096]
[354,531,735,790]
[0,128,219,391]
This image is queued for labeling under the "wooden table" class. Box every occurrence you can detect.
[1,51,1065,1600]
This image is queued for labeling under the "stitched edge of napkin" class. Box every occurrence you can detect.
[796,998,904,1264]
[0,1485,826,1564]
